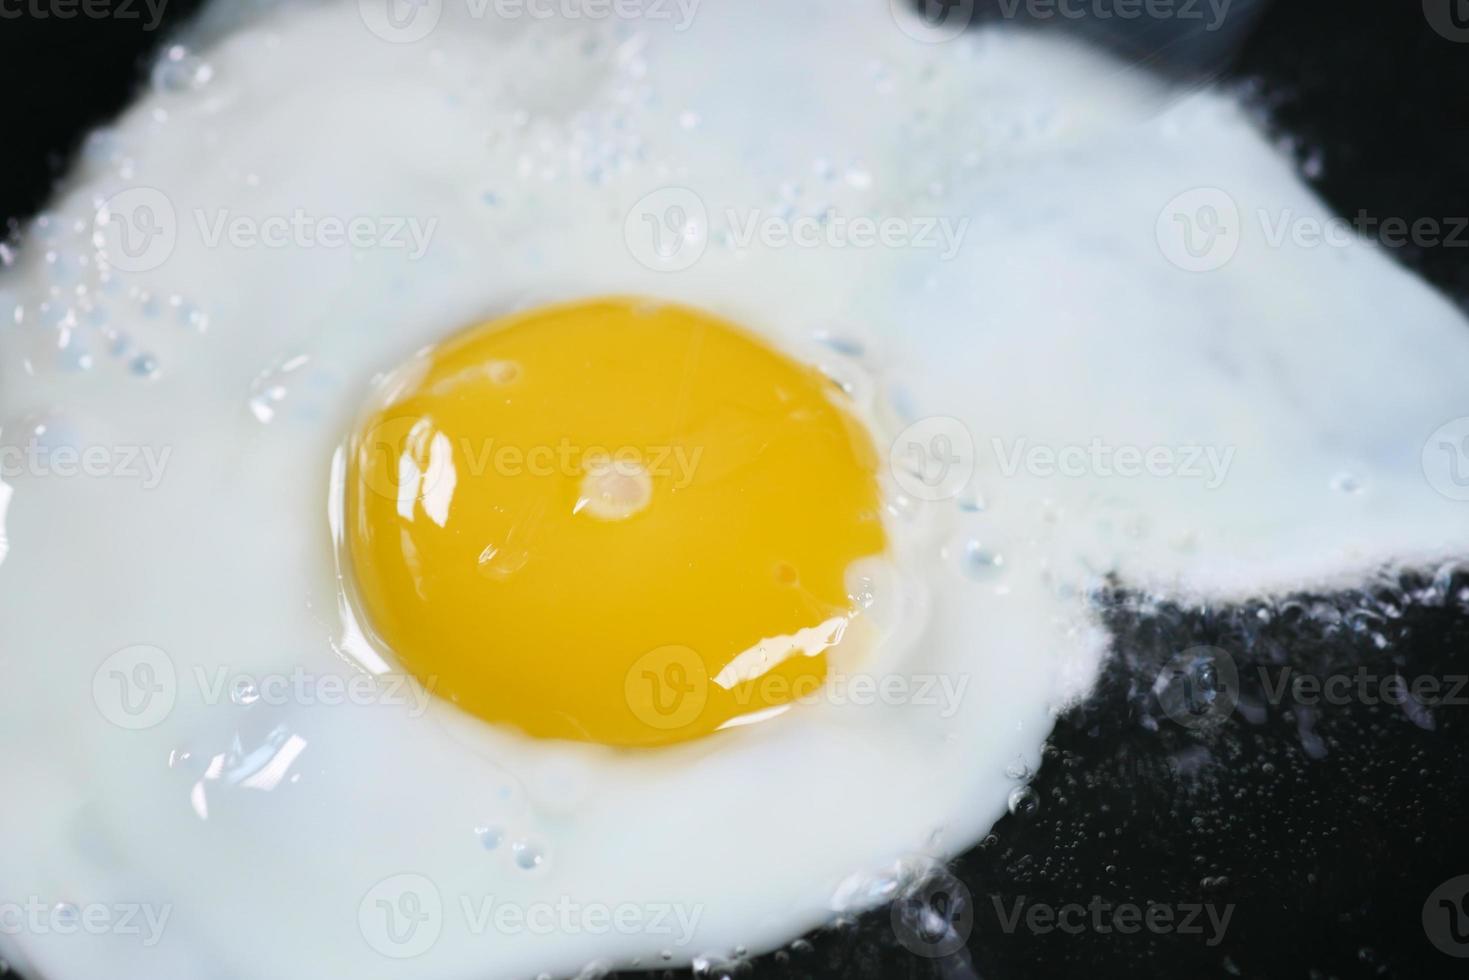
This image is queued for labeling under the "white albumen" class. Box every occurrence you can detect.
[2,1,1469,979]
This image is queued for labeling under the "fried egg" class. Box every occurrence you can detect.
[345,297,890,747]
[3,2,1469,979]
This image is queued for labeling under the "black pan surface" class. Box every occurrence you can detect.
[2,1,1468,978]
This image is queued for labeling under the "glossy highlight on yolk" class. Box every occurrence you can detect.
[345,298,887,747]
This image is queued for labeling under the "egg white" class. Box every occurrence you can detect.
[2,2,1469,979]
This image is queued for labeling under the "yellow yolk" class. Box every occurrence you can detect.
[345,298,887,747]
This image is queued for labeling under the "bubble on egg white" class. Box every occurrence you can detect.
[150,45,215,95]
[229,677,261,706]
[512,840,548,872]
[2,1,1469,979]
[958,539,1005,582]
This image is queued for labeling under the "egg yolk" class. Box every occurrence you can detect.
[345,298,887,747]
